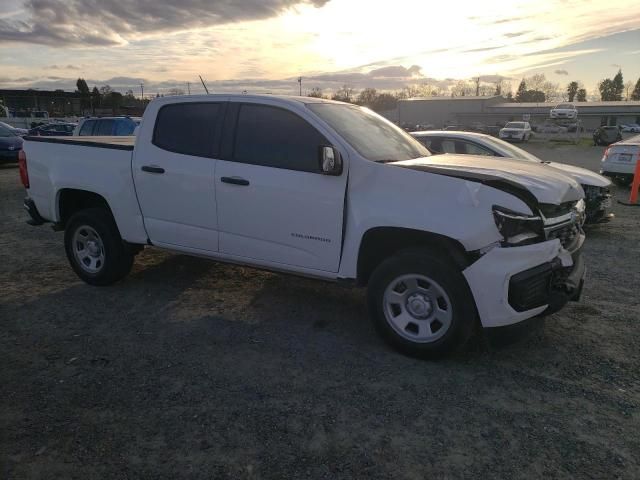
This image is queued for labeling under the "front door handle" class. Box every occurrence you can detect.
[141,165,165,174]
[221,176,250,186]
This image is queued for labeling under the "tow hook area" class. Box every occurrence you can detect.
[23,197,45,226]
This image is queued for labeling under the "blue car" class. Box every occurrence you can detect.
[74,116,140,136]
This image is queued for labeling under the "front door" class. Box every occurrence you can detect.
[132,101,225,252]
[215,103,347,272]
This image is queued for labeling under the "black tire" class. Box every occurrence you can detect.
[64,208,134,286]
[367,248,477,359]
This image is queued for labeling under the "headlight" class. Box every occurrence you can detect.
[492,206,543,246]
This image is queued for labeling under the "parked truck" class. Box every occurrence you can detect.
[21,95,586,358]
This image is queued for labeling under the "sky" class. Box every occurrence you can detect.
[0,0,639,97]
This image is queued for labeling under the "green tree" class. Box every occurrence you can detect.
[515,80,527,102]
[612,69,624,100]
[576,88,587,102]
[567,81,579,102]
[631,78,640,101]
[91,86,100,111]
[76,78,90,111]
[599,79,616,101]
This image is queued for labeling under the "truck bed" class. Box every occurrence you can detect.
[24,135,135,151]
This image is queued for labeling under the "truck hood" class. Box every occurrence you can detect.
[391,154,584,206]
[545,162,611,188]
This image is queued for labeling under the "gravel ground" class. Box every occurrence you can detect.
[1,141,640,479]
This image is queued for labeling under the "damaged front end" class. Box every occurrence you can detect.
[464,199,586,328]
[583,184,614,224]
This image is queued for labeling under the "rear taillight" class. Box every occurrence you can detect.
[603,146,610,158]
[18,150,29,188]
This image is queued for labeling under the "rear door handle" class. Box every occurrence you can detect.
[221,176,250,186]
[141,165,165,174]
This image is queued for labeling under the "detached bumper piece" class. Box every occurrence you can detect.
[23,197,46,226]
[508,252,585,315]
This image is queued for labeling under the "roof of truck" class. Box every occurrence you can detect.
[150,94,345,106]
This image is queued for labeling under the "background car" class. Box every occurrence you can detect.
[593,126,622,146]
[28,123,76,136]
[0,122,24,164]
[0,121,29,137]
[411,130,613,224]
[550,103,578,119]
[74,116,141,136]
[620,124,640,133]
[600,135,640,186]
[498,121,531,142]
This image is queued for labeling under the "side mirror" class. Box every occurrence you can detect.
[319,146,343,175]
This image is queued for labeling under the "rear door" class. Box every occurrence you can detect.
[215,102,347,272]
[132,101,225,252]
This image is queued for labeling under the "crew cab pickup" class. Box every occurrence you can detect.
[21,95,586,358]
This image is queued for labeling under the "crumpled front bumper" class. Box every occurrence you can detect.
[463,236,585,328]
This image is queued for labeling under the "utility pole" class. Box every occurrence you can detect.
[187,82,191,95]
[475,77,480,96]
[298,77,302,96]
[140,82,144,100]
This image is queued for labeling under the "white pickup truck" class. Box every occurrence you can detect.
[21,95,586,358]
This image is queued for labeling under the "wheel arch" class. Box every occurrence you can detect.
[56,188,116,229]
[356,226,470,286]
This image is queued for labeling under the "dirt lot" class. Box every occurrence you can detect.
[1,142,640,479]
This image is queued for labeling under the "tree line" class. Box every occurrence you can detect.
[307,70,640,112]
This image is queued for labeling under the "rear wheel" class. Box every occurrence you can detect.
[367,249,477,359]
[64,208,134,286]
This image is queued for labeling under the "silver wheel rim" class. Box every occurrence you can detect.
[383,274,453,343]
[72,225,105,274]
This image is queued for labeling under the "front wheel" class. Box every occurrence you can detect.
[367,249,477,359]
[64,208,134,286]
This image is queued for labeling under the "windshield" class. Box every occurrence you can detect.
[557,104,574,109]
[482,136,542,163]
[307,103,430,162]
[505,122,525,129]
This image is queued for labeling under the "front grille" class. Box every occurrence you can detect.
[539,202,574,218]
[547,222,581,251]
[583,185,608,201]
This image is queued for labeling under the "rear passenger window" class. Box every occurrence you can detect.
[153,103,221,157]
[95,120,114,136]
[115,120,135,135]
[233,104,327,172]
[461,141,493,156]
[440,139,456,154]
[79,120,95,135]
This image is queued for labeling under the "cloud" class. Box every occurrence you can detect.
[48,64,81,70]
[0,0,329,46]
[554,69,569,75]
[504,31,531,38]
